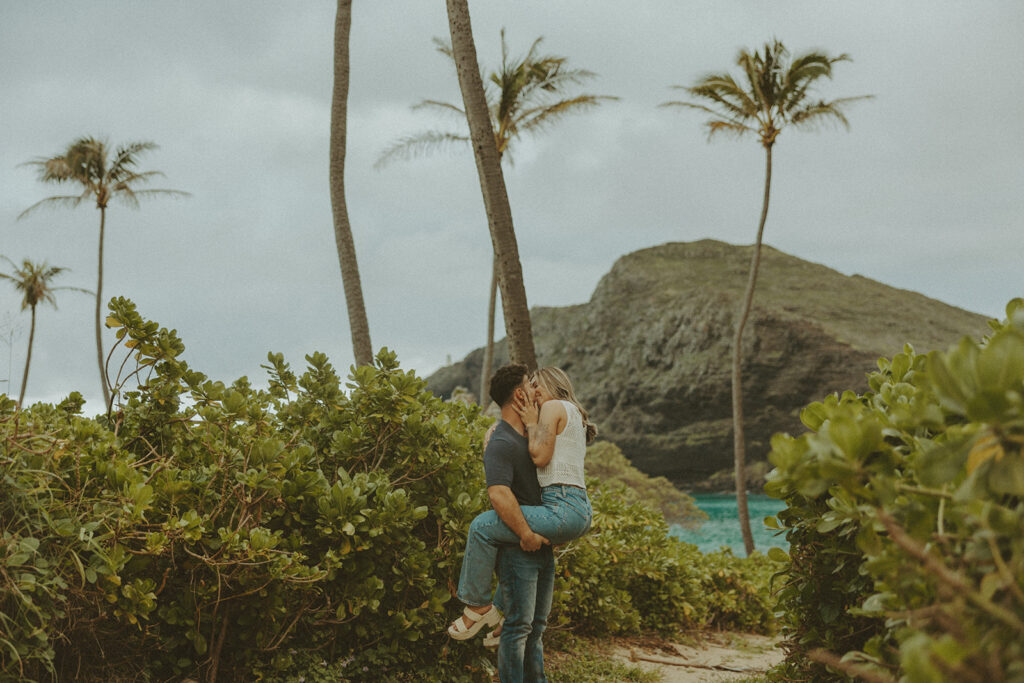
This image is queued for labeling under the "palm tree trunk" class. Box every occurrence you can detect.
[329,0,374,368]
[732,143,773,557]
[479,257,498,404]
[17,306,35,410]
[95,206,110,406]
[445,0,537,371]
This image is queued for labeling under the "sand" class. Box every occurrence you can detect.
[610,632,783,682]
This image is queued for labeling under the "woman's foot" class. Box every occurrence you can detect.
[483,618,504,649]
[447,604,500,640]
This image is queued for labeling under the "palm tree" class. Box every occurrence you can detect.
[0,258,89,409]
[330,0,373,368]
[19,137,188,406]
[662,40,869,555]
[443,0,539,372]
[379,31,614,401]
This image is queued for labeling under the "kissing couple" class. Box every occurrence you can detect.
[448,364,596,683]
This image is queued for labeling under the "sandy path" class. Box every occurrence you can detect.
[611,632,782,682]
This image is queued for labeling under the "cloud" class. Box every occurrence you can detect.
[1,0,1021,412]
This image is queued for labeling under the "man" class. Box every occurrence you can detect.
[455,364,553,682]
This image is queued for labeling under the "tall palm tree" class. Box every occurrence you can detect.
[662,40,869,555]
[0,258,88,409]
[19,137,188,406]
[444,0,536,372]
[330,0,373,368]
[378,30,615,402]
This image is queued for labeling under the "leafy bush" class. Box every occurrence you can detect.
[585,442,707,528]
[1,298,494,682]
[0,298,777,683]
[553,479,777,636]
[767,299,1024,681]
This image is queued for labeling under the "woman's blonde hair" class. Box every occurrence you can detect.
[532,366,597,444]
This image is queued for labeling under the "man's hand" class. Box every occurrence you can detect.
[520,530,550,552]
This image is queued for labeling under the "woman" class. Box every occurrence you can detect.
[447,366,596,641]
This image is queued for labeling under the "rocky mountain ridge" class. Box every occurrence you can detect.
[428,240,992,486]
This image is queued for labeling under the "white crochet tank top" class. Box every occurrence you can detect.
[536,400,588,489]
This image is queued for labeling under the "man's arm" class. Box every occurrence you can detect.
[488,484,550,551]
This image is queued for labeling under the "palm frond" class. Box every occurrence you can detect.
[51,285,94,298]
[110,170,165,187]
[374,131,470,169]
[392,30,611,165]
[689,74,759,118]
[789,95,872,129]
[706,120,755,141]
[518,33,545,68]
[670,40,868,147]
[786,53,837,84]
[17,194,90,220]
[412,99,465,118]
[516,94,618,136]
[778,52,848,110]
[66,138,108,183]
[737,50,768,110]
[115,185,141,209]
[659,100,756,140]
[19,156,75,183]
[432,36,454,61]
[111,141,158,169]
[114,188,190,207]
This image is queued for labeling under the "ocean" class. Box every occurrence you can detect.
[669,493,788,554]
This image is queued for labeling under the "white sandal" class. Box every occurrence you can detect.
[447,605,501,640]
[483,617,505,648]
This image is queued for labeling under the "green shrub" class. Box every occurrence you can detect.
[0,297,778,683]
[585,442,707,528]
[767,298,1024,681]
[1,298,494,682]
[553,480,777,636]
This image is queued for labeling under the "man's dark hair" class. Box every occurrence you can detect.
[489,364,528,407]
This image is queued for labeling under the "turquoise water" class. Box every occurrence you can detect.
[669,494,787,554]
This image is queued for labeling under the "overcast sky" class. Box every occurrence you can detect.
[1,1,1021,411]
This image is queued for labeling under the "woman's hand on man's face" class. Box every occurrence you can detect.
[512,391,540,427]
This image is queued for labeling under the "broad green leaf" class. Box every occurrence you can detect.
[988,452,1024,495]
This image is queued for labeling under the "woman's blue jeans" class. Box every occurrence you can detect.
[457,485,591,607]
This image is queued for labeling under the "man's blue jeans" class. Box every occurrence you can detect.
[457,485,590,606]
[497,546,554,683]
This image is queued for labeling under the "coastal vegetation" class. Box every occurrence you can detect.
[583,441,706,528]
[0,301,776,682]
[3,3,1019,681]
[767,299,1024,680]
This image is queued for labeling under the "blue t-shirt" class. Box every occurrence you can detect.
[483,420,541,506]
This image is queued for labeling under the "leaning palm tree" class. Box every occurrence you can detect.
[444,0,537,372]
[662,40,870,555]
[379,29,614,398]
[0,258,89,409]
[19,137,188,406]
[330,0,374,368]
